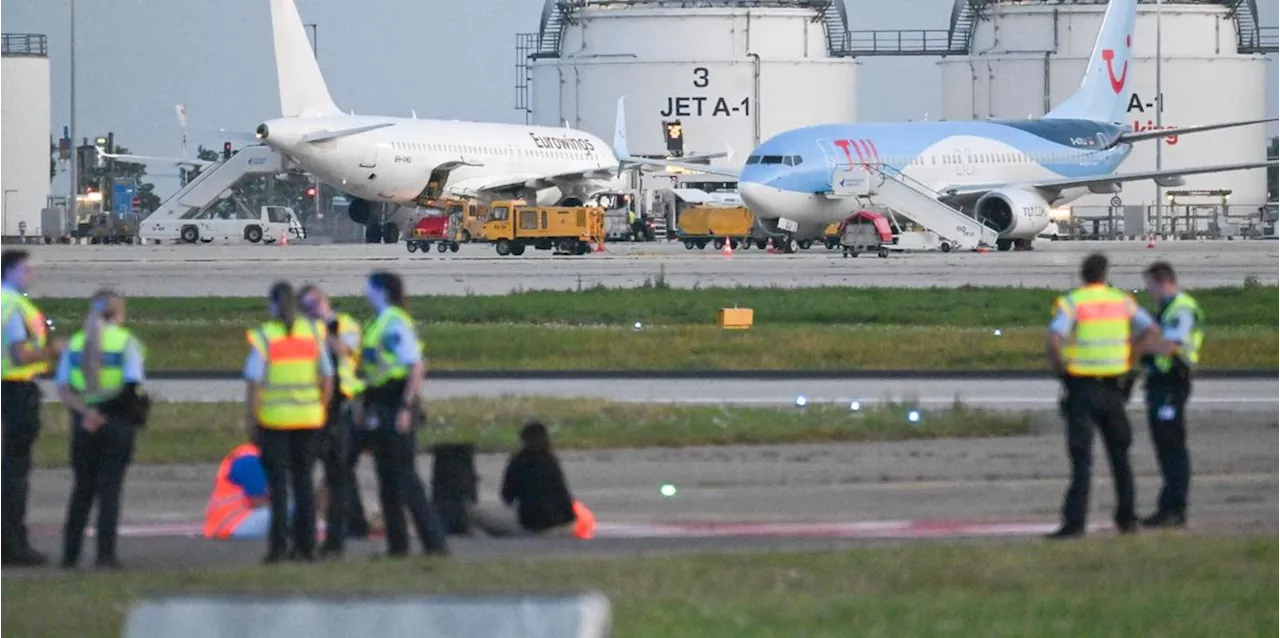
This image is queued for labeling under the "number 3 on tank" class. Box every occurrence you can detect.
[692,67,709,88]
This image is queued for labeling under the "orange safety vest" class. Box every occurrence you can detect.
[204,443,261,539]
[572,500,596,540]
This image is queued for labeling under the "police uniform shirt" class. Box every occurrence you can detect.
[1,283,30,358]
[1048,296,1156,339]
[54,336,146,387]
[1157,299,1197,346]
[242,337,335,382]
[380,313,423,366]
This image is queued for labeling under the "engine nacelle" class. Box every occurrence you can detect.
[347,198,372,225]
[974,189,1052,238]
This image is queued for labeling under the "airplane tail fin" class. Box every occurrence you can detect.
[613,96,630,160]
[268,0,341,118]
[1044,0,1136,123]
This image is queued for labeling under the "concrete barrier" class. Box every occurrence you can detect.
[123,593,612,638]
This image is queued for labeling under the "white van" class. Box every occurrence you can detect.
[141,203,305,244]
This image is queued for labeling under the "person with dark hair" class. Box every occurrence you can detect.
[56,290,147,570]
[298,284,371,556]
[1139,261,1203,529]
[469,421,579,537]
[1,249,64,566]
[1045,252,1159,540]
[360,271,448,557]
[243,281,334,563]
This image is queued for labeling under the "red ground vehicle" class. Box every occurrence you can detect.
[405,211,461,254]
[838,210,894,258]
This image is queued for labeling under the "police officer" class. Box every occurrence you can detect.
[1140,261,1202,529]
[1045,253,1158,539]
[1,249,64,566]
[243,281,334,563]
[298,284,370,556]
[56,290,147,570]
[359,270,448,557]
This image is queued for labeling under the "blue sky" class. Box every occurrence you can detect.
[3,0,1275,196]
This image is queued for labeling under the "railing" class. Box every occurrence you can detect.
[1,34,48,56]
[834,29,960,56]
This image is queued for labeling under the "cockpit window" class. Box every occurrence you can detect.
[746,155,761,165]
[784,155,803,166]
[760,155,785,165]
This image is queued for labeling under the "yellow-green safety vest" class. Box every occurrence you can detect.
[1153,292,1203,374]
[317,312,365,398]
[1056,284,1135,377]
[67,325,143,403]
[361,306,419,388]
[0,288,50,381]
[248,319,326,430]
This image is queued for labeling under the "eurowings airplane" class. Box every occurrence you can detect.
[616,0,1274,252]
[251,0,635,234]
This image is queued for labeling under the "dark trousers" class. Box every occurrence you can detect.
[369,403,447,554]
[319,400,351,551]
[257,427,320,559]
[62,414,137,565]
[1147,378,1192,517]
[1059,376,1137,531]
[345,425,373,538]
[1,381,42,557]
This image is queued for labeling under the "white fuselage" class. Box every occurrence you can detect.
[258,115,621,204]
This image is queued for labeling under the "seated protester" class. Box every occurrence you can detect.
[204,443,273,540]
[469,421,581,537]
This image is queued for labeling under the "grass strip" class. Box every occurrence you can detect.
[3,537,1274,638]
[30,324,1280,371]
[33,398,1032,467]
[37,284,1279,328]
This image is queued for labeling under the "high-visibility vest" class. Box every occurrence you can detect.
[1153,292,1204,374]
[0,288,49,381]
[316,312,365,399]
[361,306,417,388]
[572,500,596,540]
[204,443,261,539]
[1056,284,1135,377]
[66,325,143,404]
[247,319,326,429]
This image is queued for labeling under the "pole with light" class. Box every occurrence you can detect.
[1154,0,1163,236]
[2,188,17,245]
[305,23,322,230]
[68,0,78,224]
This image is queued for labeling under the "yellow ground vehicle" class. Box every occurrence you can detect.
[482,200,605,256]
[677,206,754,250]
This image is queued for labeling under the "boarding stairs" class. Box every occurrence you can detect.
[828,163,999,251]
[140,145,286,224]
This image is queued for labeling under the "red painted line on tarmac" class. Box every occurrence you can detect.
[32,519,1107,541]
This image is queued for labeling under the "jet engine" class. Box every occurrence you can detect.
[347,197,372,225]
[973,189,1052,238]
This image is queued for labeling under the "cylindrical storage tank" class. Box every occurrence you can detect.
[530,0,858,171]
[1,34,52,238]
[939,1,1269,208]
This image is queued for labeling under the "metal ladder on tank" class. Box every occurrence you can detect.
[828,162,999,251]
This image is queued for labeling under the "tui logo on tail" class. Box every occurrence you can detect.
[1103,34,1132,95]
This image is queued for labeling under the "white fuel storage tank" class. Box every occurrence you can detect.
[1,34,52,238]
[939,0,1270,208]
[527,0,859,169]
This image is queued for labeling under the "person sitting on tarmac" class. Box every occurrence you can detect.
[468,421,594,538]
[203,443,274,540]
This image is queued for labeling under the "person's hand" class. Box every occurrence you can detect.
[395,407,412,433]
[81,409,106,433]
[49,338,68,358]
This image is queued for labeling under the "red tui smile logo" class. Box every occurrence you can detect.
[1102,34,1132,94]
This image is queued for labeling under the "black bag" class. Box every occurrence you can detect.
[97,384,151,428]
[431,443,478,535]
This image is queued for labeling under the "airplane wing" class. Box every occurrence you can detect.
[445,167,617,197]
[617,156,742,178]
[941,161,1275,197]
[99,152,213,168]
[1118,117,1276,144]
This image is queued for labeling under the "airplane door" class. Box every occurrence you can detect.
[360,143,378,168]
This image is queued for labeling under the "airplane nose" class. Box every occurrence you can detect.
[739,181,790,219]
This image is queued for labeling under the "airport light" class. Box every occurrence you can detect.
[2,189,16,244]
[849,400,861,412]
[660,484,677,497]
[907,410,921,423]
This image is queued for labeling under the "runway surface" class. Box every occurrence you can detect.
[10,411,1275,574]
[24,239,1277,297]
[39,375,1280,412]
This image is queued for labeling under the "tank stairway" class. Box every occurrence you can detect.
[140,145,285,224]
[1225,0,1278,53]
[829,164,999,251]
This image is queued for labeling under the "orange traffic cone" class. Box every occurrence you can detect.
[721,239,734,257]
[593,239,605,253]
[1145,232,1155,249]
[280,230,288,247]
